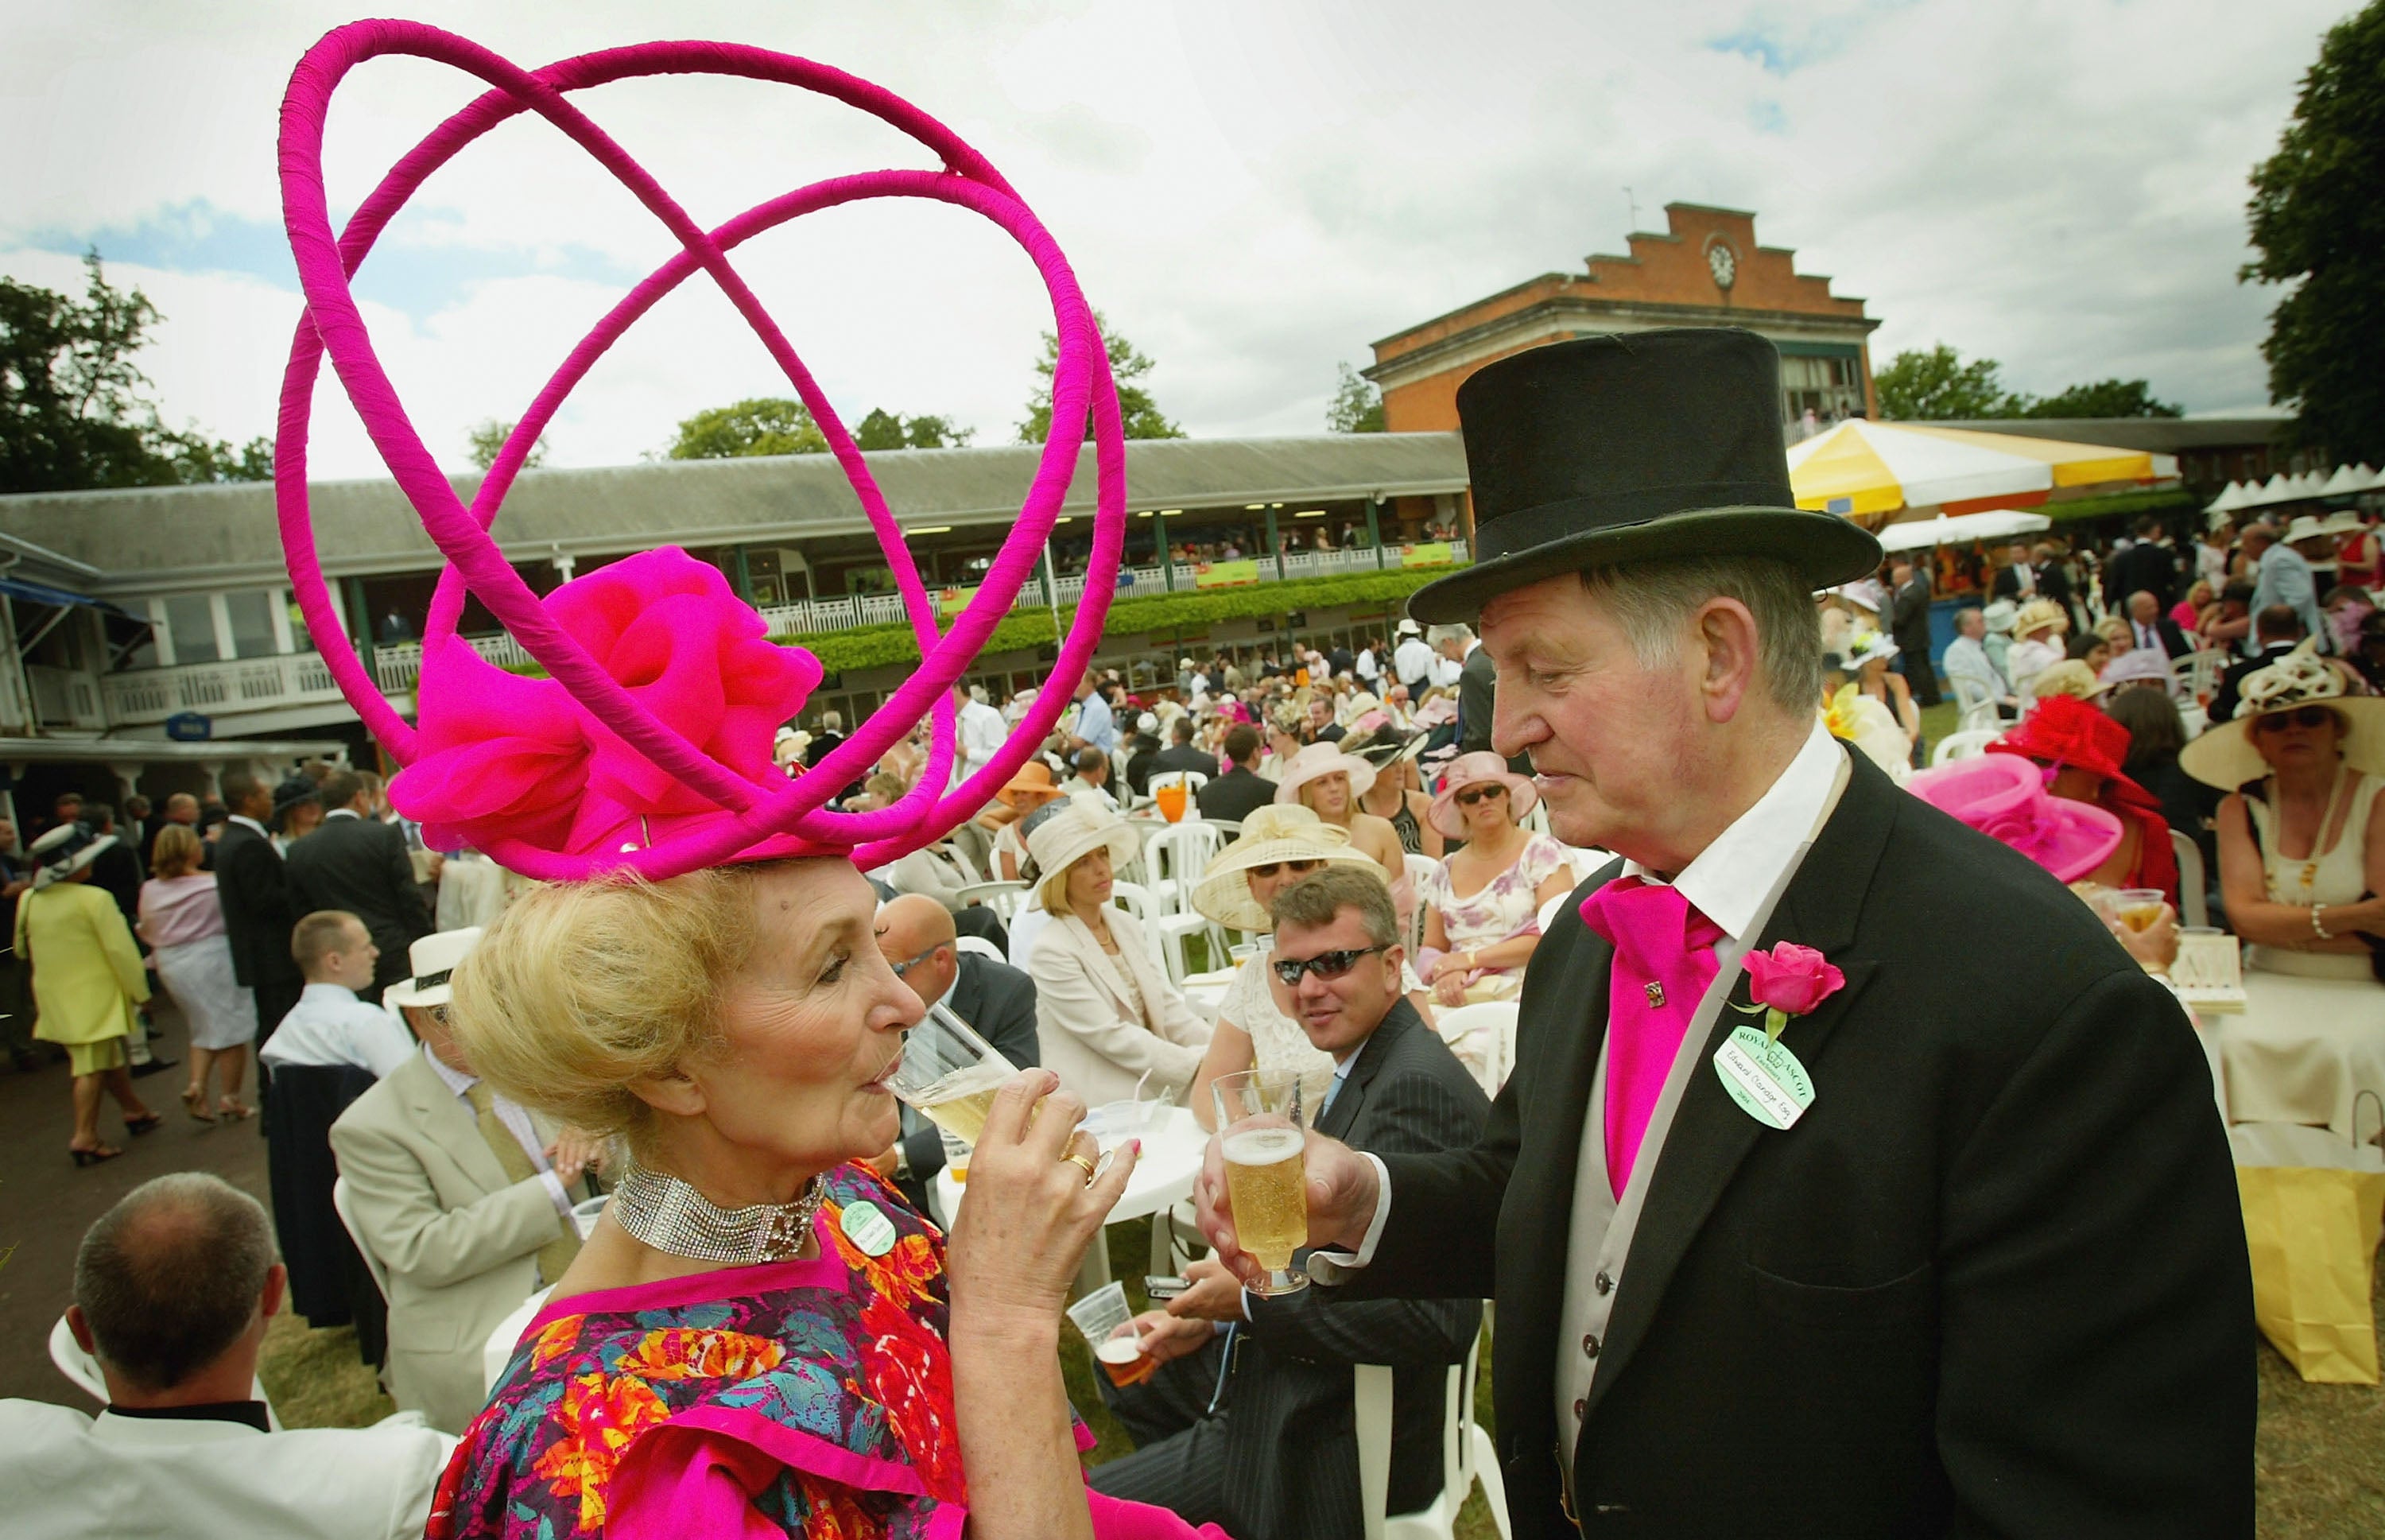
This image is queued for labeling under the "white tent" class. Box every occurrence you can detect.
[2205,480,2249,515]
[1876,509,2054,553]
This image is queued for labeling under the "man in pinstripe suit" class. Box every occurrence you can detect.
[1088,870,1488,1538]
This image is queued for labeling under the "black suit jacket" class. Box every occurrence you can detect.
[1196,766,1276,825]
[1150,745,1220,782]
[1337,749,2252,1537]
[2210,642,2298,724]
[285,813,434,997]
[2139,615,2192,661]
[1990,564,2033,601]
[1889,574,1933,650]
[1459,646,1535,775]
[897,953,1041,1198]
[215,820,304,1027]
[1213,1002,1488,1538]
[2107,542,2181,613]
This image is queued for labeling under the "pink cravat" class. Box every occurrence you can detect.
[1578,877,1725,1199]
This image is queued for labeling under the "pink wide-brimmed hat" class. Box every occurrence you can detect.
[1428,751,1540,839]
[1274,740,1377,807]
[1905,754,2121,882]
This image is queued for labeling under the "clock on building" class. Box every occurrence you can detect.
[1707,242,1736,290]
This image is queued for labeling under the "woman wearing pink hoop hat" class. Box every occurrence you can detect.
[268,23,1222,1539]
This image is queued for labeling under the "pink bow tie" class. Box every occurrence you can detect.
[1579,877,1726,1198]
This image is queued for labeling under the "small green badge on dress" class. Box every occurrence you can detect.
[840,1198,898,1257]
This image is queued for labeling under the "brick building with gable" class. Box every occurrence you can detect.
[1363,202,1879,437]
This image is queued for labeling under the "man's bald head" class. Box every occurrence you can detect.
[877,893,959,1007]
[72,1173,279,1395]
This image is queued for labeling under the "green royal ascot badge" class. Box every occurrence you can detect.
[1712,1023,1816,1131]
[839,1198,898,1257]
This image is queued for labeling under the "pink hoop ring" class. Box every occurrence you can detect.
[274,21,1125,880]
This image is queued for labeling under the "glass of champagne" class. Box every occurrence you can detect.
[2112,888,2167,933]
[888,1003,1019,1158]
[1212,1068,1310,1297]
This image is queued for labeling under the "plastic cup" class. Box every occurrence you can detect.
[1065,1281,1152,1384]
[2113,888,2167,933]
[1156,782,1189,822]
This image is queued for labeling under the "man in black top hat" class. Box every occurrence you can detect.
[1196,328,2251,1537]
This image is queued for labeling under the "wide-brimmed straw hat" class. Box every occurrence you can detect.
[1191,806,1381,930]
[2013,598,2069,640]
[1429,751,1540,838]
[2030,660,2111,702]
[1844,631,1899,670]
[2181,640,2385,789]
[384,926,484,1011]
[1274,740,1377,806]
[28,821,119,890]
[1906,754,2121,884]
[1024,800,1139,882]
[2285,514,2334,546]
[997,761,1067,810]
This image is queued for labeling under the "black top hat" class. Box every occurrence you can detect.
[1407,328,1881,623]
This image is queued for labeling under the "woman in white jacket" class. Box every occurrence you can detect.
[1024,802,1210,1105]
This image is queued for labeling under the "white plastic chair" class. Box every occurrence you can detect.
[1153,911,1228,987]
[1950,674,2001,733]
[1433,1001,1519,1096]
[332,1174,390,1302]
[953,934,1005,962]
[1143,820,1229,920]
[2173,648,2228,702]
[52,1314,281,1428]
[1148,770,1209,797]
[952,880,1030,925]
[1534,893,1565,937]
[1354,1327,1510,1540]
[2172,830,2209,928]
[1929,727,2000,766]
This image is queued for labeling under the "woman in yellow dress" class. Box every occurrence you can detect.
[17,821,157,1165]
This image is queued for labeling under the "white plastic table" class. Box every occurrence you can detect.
[934,1104,1208,1294]
[1180,968,1236,1020]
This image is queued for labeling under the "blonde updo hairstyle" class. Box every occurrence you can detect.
[447,861,795,1162]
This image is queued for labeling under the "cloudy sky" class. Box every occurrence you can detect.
[0,0,2351,481]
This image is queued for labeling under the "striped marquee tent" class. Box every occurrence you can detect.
[1787,421,2179,526]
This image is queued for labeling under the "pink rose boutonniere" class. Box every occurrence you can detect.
[1739,941,1846,1042]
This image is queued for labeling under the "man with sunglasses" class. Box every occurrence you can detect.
[1194,331,2250,1538]
[869,894,1039,1213]
[1092,869,1487,1538]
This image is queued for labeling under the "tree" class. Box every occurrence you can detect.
[2243,2,2385,460]
[1016,310,1184,442]
[2026,379,2182,419]
[0,252,270,494]
[1327,362,1385,433]
[465,417,549,471]
[853,407,975,451]
[665,397,829,459]
[1873,344,2026,421]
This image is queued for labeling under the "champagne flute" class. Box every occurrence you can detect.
[1213,1069,1310,1297]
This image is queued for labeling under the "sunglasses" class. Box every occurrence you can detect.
[1454,783,1508,807]
[1271,945,1390,985]
[1249,859,1323,879]
[2253,706,2338,734]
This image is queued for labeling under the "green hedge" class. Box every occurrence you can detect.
[2039,486,2202,526]
[784,564,1461,673]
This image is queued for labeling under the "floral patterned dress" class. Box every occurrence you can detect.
[429,1165,1227,1539]
[1416,832,1570,1002]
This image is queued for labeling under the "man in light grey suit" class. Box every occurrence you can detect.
[330,929,597,1433]
[1089,869,1488,1539]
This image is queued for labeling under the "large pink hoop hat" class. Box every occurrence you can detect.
[270,21,1126,882]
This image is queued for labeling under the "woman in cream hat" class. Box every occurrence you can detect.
[1182,806,1430,1124]
[2007,597,2070,698]
[2186,641,2385,981]
[1271,739,1405,879]
[1024,801,1212,1105]
[1416,753,1575,1006]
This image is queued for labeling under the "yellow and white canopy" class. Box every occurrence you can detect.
[1786,421,2178,522]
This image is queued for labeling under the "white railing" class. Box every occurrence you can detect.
[746,541,1468,638]
[101,652,344,726]
[90,539,1473,730]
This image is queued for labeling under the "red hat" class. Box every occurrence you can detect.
[1988,694,2132,785]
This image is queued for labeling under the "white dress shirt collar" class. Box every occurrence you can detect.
[227,814,270,838]
[421,1041,480,1097]
[325,808,361,820]
[1620,719,1844,941]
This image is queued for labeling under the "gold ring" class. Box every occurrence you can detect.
[1063,1152,1099,1185]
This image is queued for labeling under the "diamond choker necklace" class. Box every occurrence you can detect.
[609,1164,825,1264]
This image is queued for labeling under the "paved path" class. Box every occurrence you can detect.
[0,1007,272,1406]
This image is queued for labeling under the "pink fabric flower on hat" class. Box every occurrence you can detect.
[1741,941,1844,1018]
[392,548,822,861]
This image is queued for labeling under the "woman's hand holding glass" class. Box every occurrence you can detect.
[944,1069,1138,1327]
